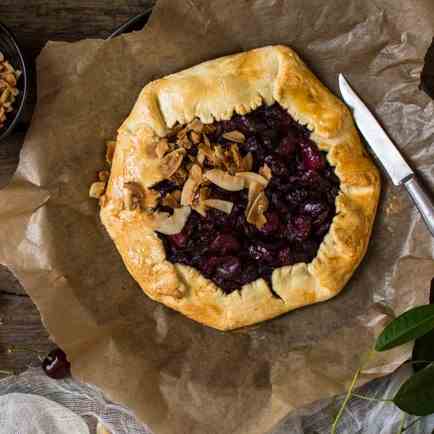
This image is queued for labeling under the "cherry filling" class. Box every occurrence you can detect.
[155,103,340,293]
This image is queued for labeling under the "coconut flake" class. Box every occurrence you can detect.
[181,164,202,206]
[155,206,191,235]
[222,130,245,143]
[160,148,186,179]
[204,169,245,191]
[259,163,272,180]
[204,199,234,215]
[162,190,181,208]
[236,172,268,187]
[246,191,269,228]
[156,138,170,159]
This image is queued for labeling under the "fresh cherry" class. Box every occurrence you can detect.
[42,348,70,379]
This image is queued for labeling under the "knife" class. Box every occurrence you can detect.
[338,73,434,237]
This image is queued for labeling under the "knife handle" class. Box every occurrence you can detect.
[403,177,434,237]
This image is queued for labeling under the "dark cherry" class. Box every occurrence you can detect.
[200,256,221,276]
[156,102,340,293]
[300,141,325,171]
[42,348,70,379]
[210,233,241,254]
[278,136,296,159]
[216,256,241,279]
[258,211,281,236]
[244,136,261,153]
[264,154,287,177]
[169,232,188,249]
[278,246,293,266]
[247,242,275,263]
[288,215,312,241]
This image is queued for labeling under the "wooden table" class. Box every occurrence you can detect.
[0,0,154,375]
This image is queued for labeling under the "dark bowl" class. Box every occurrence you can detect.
[0,22,28,142]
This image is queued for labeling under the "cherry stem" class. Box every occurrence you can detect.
[0,369,14,375]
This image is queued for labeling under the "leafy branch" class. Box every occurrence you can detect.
[332,297,434,433]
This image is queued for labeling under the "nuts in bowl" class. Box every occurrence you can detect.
[0,51,21,129]
[0,22,28,141]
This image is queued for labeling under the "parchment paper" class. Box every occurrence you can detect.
[0,1,433,433]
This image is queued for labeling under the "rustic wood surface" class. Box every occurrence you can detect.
[0,0,154,375]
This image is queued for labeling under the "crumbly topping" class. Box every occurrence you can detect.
[89,181,106,199]
[91,117,276,233]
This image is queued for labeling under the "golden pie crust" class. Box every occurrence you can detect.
[100,45,380,330]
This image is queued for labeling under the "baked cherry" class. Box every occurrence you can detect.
[158,102,339,293]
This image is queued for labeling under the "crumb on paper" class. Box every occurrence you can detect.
[385,194,404,217]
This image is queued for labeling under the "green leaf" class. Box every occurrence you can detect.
[394,363,434,416]
[412,328,434,372]
[375,305,434,351]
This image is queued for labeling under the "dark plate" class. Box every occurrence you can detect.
[0,22,28,142]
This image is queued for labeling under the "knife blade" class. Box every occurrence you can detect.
[338,73,413,186]
[338,73,434,237]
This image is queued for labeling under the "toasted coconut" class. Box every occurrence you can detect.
[240,152,253,171]
[105,140,116,164]
[160,148,186,179]
[222,130,245,143]
[177,133,192,150]
[89,181,106,199]
[204,199,234,215]
[192,186,209,217]
[197,148,206,165]
[190,130,201,144]
[203,124,216,134]
[162,190,181,208]
[236,172,268,187]
[124,181,160,209]
[188,119,204,133]
[246,191,269,228]
[170,166,188,186]
[203,134,211,147]
[181,164,202,206]
[222,148,237,175]
[124,181,144,198]
[166,123,184,138]
[155,206,191,235]
[214,145,225,162]
[259,163,272,180]
[198,142,222,167]
[247,181,264,208]
[204,169,245,191]
[156,138,170,158]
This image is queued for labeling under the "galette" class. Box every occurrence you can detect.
[92,45,380,330]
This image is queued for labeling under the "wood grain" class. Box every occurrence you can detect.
[0,294,53,375]
[0,0,154,373]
